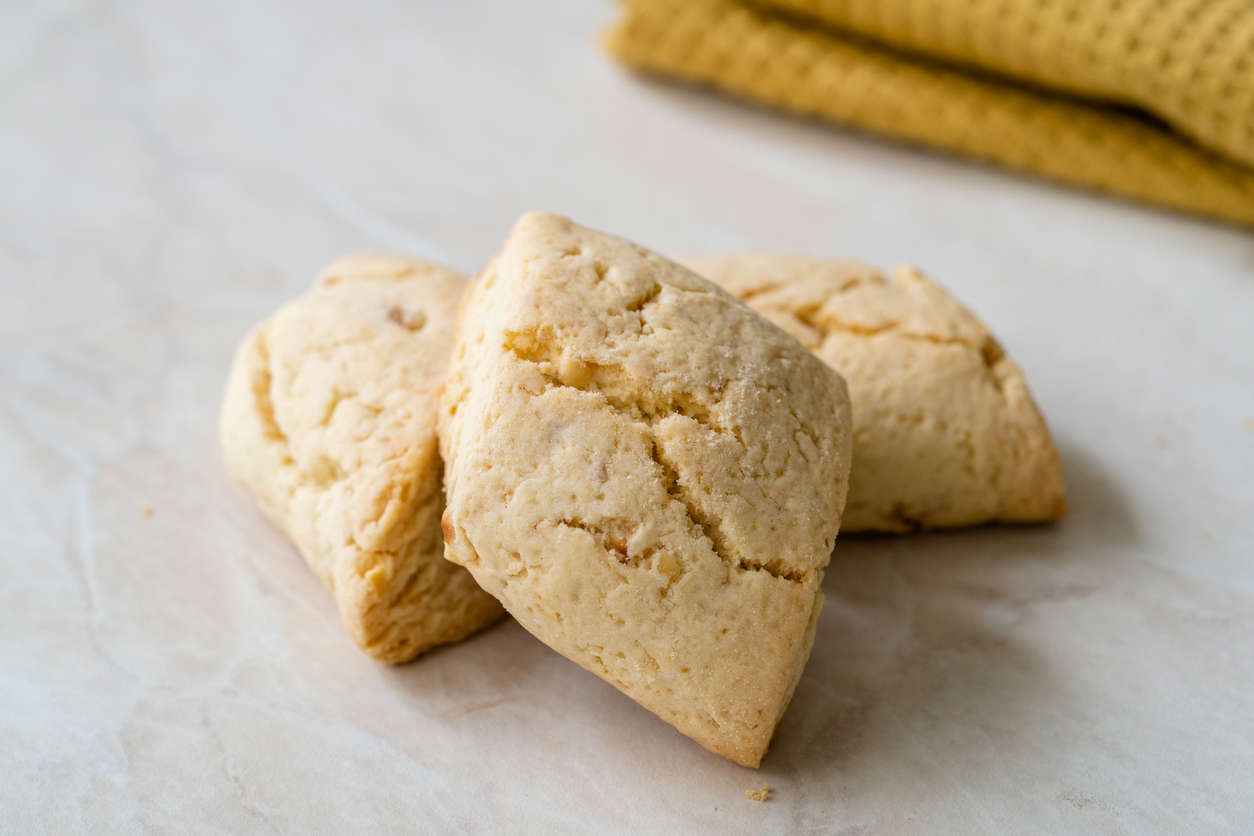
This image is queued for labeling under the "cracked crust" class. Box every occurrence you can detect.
[682,255,1066,533]
[439,213,852,767]
[220,254,504,663]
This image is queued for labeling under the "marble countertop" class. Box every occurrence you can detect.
[4,1,1253,832]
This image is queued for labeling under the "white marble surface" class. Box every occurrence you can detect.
[4,0,1254,832]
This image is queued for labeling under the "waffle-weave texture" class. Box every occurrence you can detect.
[605,0,1254,226]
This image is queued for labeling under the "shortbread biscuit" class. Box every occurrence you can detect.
[220,254,504,663]
[682,255,1066,533]
[439,213,853,767]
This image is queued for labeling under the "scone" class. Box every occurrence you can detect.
[682,255,1066,533]
[439,213,853,767]
[220,254,504,663]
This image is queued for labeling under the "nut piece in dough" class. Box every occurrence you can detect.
[439,213,853,767]
[220,254,504,663]
[682,255,1066,533]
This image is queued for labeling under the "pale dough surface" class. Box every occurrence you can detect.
[683,255,1066,532]
[439,213,853,767]
[220,254,504,663]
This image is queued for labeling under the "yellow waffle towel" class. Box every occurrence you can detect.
[605,0,1254,226]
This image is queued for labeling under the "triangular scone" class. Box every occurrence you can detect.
[220,255,504,662]
[682,255,1066,533]
[439,213,853,767]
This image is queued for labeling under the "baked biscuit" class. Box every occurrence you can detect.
[220,254,504,663]
[682,255,1066,533]
[439,213,853,767]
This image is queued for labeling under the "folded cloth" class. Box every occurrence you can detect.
[605,0,1254,226]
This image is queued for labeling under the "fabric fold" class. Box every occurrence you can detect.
[606,0,1254,226]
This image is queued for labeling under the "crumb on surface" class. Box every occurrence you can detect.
[1244,419,1254,432]
[745,785,772,802]
[140,505,155,518]
[1153,435,1167,448]
[1202,531,1213,541]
